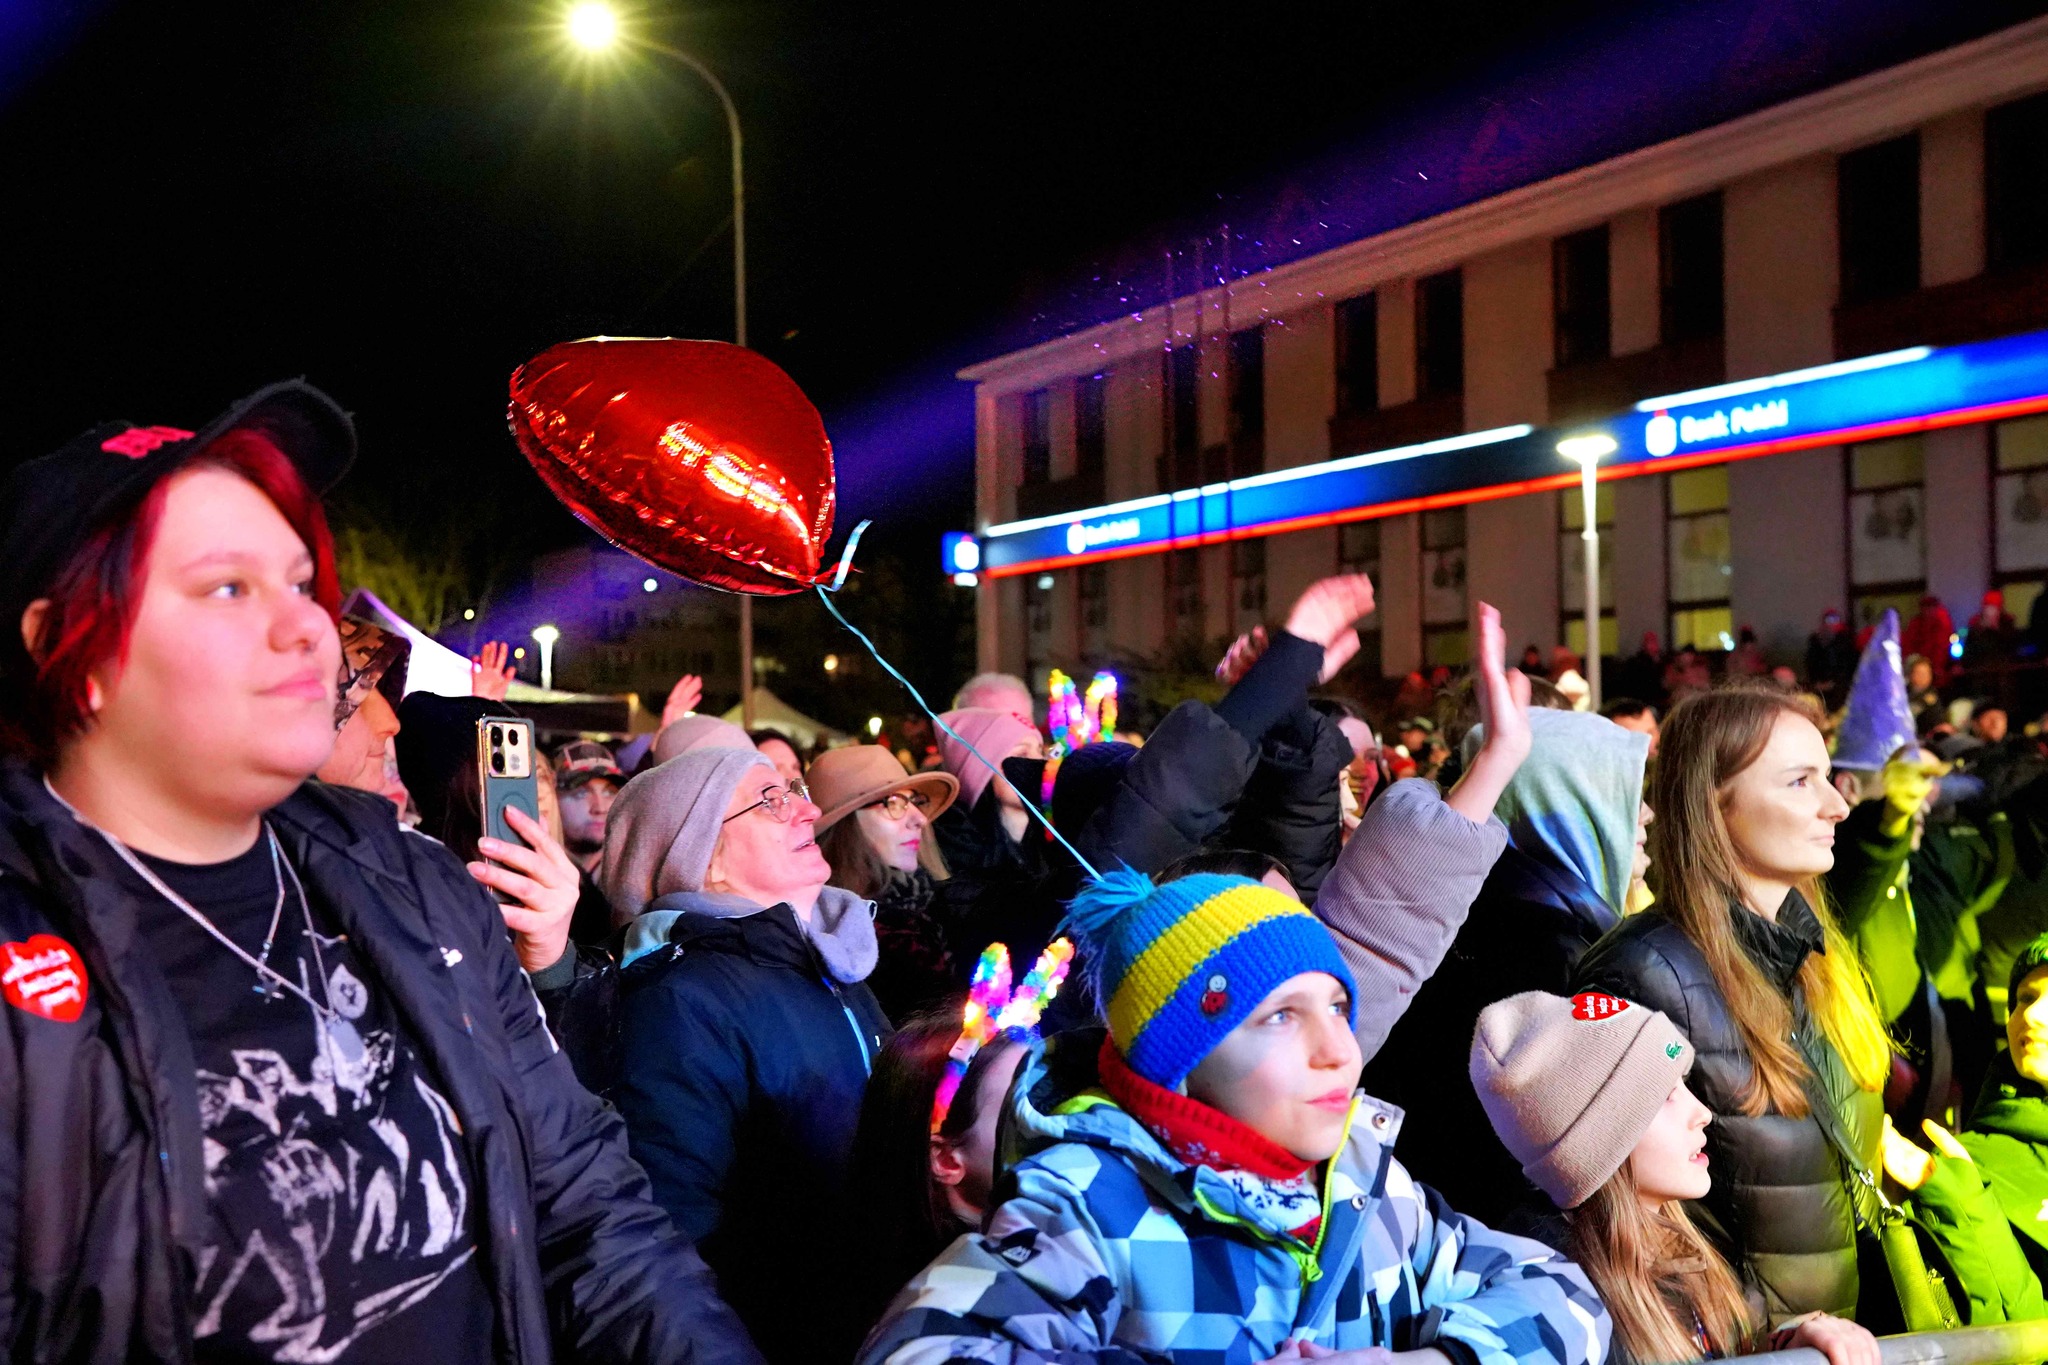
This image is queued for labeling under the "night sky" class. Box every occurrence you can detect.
[4,0,2044,583]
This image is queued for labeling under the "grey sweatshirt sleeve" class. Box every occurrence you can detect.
[1310,777,1508,1062]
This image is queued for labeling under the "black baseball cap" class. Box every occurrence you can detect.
[0,380,355,668]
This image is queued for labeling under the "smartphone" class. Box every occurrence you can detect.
[477,716,540,901]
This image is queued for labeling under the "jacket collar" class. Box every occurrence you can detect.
[636,885,878,983]
[1000,1031,1388,1246]
[1728,890,1825,989]
[1972,1053,2048,1144]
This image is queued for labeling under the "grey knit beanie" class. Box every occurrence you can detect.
[600,746,773,918]
[1469,990,1695,1209]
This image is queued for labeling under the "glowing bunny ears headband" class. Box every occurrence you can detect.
[930,938,1076,1135]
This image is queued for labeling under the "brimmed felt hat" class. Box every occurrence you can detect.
[807,744,957,831]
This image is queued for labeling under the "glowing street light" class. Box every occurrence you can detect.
[1556,433,1618,710]
[531,624,561,692]
[866,716,884,738]
[555,13,756,726]
[565,2,619,52]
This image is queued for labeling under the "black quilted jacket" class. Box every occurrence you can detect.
[1573,894,1883,1323]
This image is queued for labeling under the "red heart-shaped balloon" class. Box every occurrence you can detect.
[508,337,836,595]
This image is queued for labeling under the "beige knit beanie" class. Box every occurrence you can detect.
[1468,990,1695,1209]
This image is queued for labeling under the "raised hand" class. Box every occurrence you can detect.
[662,673,706,728]
[1217,626,1269,685]
[1283,573,1376,682]
[1444,602,1532,824]
[470,641,516,701]
[468,804,581,973]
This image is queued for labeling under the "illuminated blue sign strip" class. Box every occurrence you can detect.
[975,324,2048,578]
[981,425,1539,573]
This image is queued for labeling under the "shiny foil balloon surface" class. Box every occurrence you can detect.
[508,337,837,595]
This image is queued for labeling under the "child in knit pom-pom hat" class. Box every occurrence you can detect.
[857,870,1611,1365]
[1471,992,1876,1365]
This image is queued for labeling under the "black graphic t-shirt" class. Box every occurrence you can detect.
[133,838,496,1364]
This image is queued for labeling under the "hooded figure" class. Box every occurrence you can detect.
[1361,708,1650,1229]
[601,747,891,1365]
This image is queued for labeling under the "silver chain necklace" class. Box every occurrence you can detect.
[44,781,369,1066]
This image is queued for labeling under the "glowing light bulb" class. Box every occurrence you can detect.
[566,1,619,51]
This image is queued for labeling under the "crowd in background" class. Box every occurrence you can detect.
[21,385,2048,1365]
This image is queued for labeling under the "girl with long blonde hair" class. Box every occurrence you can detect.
[1473,990,1878,1365]
[1573,681,1891,1322]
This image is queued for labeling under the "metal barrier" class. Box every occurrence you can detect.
[1737,1321,2048,1365]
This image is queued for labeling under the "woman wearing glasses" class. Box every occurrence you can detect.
[599,744,894,1365]
[809,746,960,1023]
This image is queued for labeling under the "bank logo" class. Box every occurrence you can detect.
[1645,412,1678,457]
[1065,517,1141,556]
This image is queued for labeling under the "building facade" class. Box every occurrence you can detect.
[960,18,2048,686]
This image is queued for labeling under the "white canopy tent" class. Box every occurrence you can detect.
[720,686,847,749]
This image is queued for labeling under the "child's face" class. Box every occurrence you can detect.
[1185,971,1361,1163]
[1625,1081,1712,1207]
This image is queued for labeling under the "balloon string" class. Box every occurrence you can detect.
[815,521,1100,881]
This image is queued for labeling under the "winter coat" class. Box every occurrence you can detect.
[1308,777,1509,1062]
[0,760,760,1365]
[1363,842,1616,1227]
[857,1032,1609,1365]
[1068,632,1345,894]
[1573,895,1884,1323]
[929,785,1066,972]
[866,867,956,1023]
[612,889,892,1365]
[1948,1054,2048,1309]
[1221,703,1354,900]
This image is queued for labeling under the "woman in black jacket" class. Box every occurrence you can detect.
[1574,682,1893,1323]
[601,745,892,1365]
[0,385,757,1365]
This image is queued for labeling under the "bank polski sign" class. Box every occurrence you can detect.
[1643,398,1790,457]
[1064,516,1142,555]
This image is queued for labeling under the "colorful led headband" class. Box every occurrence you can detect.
[930,937,1076,1134]
[1042,669,1119,805]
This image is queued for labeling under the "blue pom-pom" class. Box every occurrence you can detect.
[1062,865,1155,942]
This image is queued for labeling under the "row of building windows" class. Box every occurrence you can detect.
[1013,89,2048,500]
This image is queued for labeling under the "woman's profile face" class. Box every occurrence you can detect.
[855,791,926,874]
[1720,712,1849,898]
[80,467,339,812]
[1626,1082,1712,1207]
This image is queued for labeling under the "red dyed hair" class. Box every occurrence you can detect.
[4,428,340,763]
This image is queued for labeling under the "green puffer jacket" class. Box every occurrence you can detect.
[1959,1059,2048,1294]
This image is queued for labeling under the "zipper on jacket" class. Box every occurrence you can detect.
[821,974,873,1075]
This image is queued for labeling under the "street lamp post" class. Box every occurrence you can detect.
[1556,434,1618,711]
[566,4,754,725]
[531,624,561,693]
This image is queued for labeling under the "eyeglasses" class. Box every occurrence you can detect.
[865,790,933,821]
[724,778,811,824]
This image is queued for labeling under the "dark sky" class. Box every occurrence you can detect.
[3,0,2043,570]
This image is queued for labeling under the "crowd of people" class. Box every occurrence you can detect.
[17,385,2048,1365]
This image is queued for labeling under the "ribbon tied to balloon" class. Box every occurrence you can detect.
[508,337,836,595]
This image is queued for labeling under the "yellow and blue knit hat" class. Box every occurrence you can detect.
[1065,868,1358,1089]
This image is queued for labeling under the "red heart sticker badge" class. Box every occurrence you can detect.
[1,934,89,1023]
[1570,991,1630,1022]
